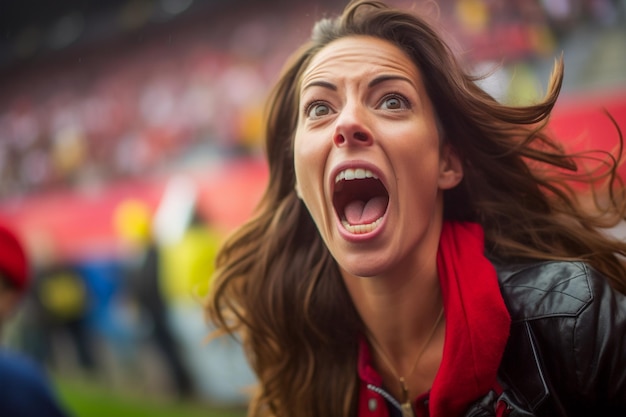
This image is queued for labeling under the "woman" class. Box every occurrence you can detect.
[206,1,626,416]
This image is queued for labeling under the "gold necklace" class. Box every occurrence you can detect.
[367,306,445,417]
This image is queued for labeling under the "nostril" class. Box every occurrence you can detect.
[334,133,346,145]
[334,130,371,146]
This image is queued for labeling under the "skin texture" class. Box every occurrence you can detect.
[293,36,463,398]
[294,36,462,280]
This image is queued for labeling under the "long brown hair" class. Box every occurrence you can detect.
[206,1,626,416]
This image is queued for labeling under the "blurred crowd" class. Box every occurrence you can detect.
[4,193,257,405]
[0,0,624,200]
[0,0,625,407]
[0,1,315,199]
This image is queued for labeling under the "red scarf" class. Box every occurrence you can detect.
[357,221,511,416]
[431,221,511,416]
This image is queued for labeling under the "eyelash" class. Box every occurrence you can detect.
[303,99,328,117]
[379,92,411,109]
[301,92,412,117]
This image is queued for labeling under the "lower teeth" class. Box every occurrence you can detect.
[341,217,383,234]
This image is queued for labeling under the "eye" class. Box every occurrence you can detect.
[379,94,410,110]
[306,101,332,118]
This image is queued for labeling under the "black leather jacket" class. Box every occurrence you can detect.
[467,261,626,416]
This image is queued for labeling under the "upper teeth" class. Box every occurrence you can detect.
[335,168,378,183]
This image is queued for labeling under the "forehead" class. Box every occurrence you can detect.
[301,35,421,88]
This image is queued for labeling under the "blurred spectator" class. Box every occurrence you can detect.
[29,260,97,375]
[0,219,73,417]
[73,254,139,389]
[114,198,196,399]
[160,208,256,404]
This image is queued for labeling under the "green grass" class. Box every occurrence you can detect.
[55,376,247,417]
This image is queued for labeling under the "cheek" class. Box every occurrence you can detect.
[293,130,332,225]
[293,132,311,188]
[293,130,325,190]
[392,135,442,201]
[293,136,317,205]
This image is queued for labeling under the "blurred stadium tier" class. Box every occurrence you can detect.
[550,91,626,166]
[0,0,625,263]
[0,157,267,262]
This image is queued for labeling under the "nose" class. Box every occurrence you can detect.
[333,102,373,147]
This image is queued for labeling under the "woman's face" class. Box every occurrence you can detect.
[293,36,462,278]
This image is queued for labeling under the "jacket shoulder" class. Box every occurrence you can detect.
[495,261,595,322]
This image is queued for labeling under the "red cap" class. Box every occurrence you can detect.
[0,222,29,292]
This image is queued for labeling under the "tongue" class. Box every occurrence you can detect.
[344,196,387,225]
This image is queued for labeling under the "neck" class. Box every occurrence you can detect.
[342,251,445,400]
[344,243,442,342]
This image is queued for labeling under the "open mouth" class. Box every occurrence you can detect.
[333,168,389,234]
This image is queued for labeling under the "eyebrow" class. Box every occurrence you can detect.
[368,74,414,89]
[302,74,415,92]
[302,80,337,92]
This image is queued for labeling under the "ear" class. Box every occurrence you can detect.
[294,183,303,199]
[438,145,463,190]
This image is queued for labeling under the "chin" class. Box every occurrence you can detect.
[338,255,391,279]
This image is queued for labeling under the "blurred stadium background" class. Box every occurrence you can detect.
[0,0,624,416]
